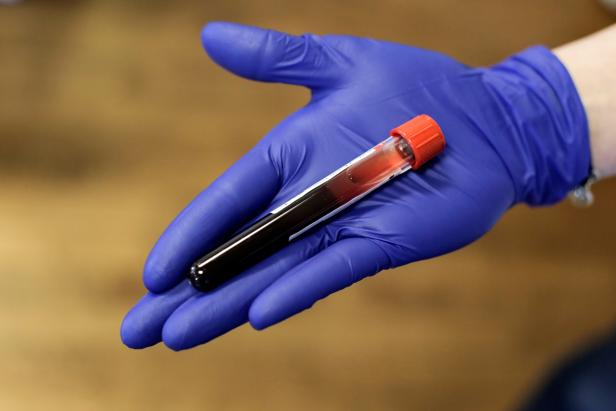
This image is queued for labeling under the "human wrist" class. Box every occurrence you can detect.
[480,46,591,206]
[554,24,616,180]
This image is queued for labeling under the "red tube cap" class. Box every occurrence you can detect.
[390,114,445,169]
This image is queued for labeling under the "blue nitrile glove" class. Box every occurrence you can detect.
[121,22,590,350]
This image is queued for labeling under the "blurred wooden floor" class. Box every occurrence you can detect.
[1,1,615,410]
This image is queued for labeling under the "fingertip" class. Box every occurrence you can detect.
[161,320,189,352]
[162,306,201,351]
[120,307,161,349]
[142,253,177,294]
[120,283,197,349]
[161,297,202,351]
[142,273,165,295]
[200,21,238,50]
[201,21,264,78]
[247,296,274,331]
[200,21,291,82]
[249,287,305,331]
[200,21,225,54]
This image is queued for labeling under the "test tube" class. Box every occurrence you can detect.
[188,114,445,291]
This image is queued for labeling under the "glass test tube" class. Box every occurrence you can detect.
[188,114,445,291]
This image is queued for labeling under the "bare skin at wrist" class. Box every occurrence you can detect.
[554,24,616,179]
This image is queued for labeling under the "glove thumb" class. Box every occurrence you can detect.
[201,21,343,89]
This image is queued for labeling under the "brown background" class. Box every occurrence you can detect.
[1,1,615,410]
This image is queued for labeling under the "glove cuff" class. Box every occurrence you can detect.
[484,46,591,206]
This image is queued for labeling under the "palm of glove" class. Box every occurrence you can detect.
[121,22,515,350]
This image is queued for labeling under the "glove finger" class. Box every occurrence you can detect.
[143,147,279,293]
[249,237,390,330]
[120,281,197,349]
[201,21,344,89]
[161,233,326,350]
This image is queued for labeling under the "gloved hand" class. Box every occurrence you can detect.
[121,22,590,350]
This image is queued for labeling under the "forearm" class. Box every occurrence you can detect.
[554,24,616,179]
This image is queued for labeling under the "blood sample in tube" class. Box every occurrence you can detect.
[188,114,445,291]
